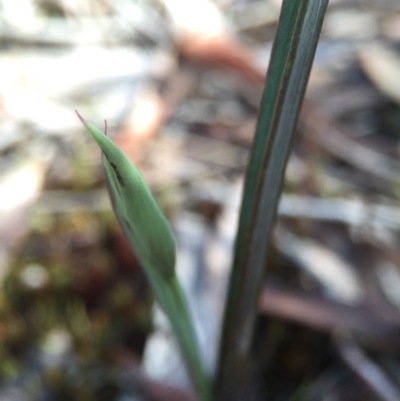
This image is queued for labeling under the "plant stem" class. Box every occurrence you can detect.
[146,268,212,401]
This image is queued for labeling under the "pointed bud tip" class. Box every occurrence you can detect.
[76,110,109,137]
[75,110,86,124]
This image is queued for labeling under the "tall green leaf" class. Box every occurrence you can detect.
[216,1,329,400]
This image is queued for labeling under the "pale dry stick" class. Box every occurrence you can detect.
[336,337,400,401]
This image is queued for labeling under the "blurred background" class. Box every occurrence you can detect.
[1,0,400,400]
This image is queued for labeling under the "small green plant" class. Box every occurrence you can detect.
[77,1,328,400]
[76,113,212,401]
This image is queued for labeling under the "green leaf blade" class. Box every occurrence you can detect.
[215,1,329,400]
